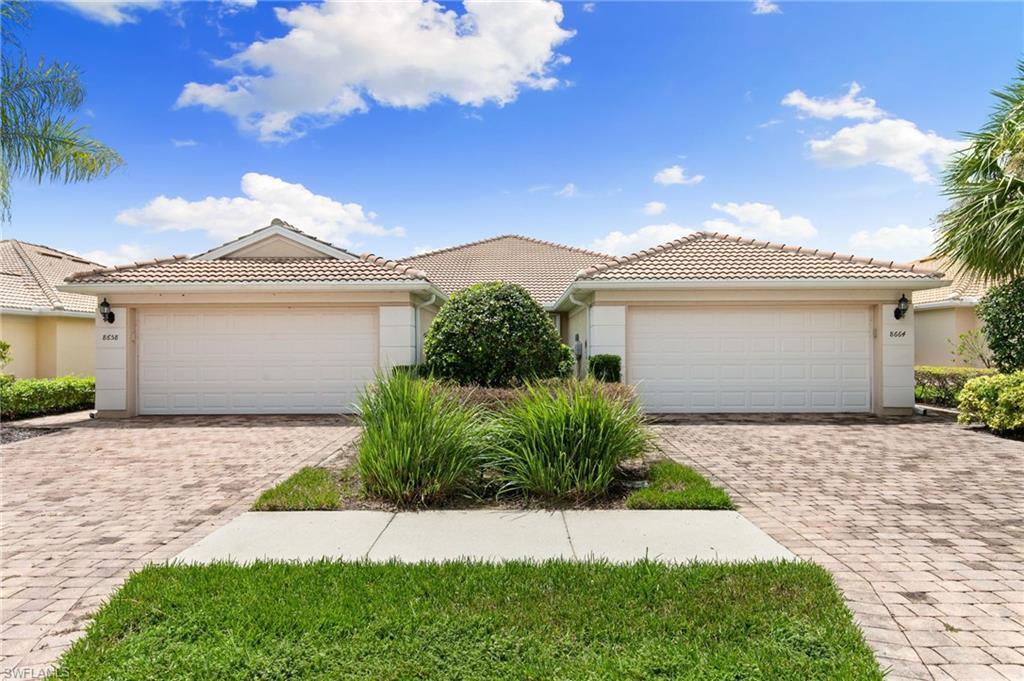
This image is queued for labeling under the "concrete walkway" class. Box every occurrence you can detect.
[174,510,793,564]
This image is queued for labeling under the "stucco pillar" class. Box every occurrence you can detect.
[589,305,626,376]
[94,305,129,414]
[379,305,416,369]
[881,303,915,410]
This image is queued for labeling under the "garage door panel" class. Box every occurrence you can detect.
[138,307,376,414]
[629,306,871,413]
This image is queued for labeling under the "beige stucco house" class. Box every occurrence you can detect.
[911,256,991,368]
[60,220,947,417]
[1,240,101,379]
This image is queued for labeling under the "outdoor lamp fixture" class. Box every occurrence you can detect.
[893,294,909,320]
[98,298,115,324]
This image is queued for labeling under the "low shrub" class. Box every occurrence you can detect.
[0,375,95,420]
[357,371,488,506]
[589,354,621,383]
[487,379,650,502]
[957,371,1024,434]
[914,366,996,407]
[557,344,576,379]
[445,380,637,412]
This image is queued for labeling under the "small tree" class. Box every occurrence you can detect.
[0,340,11,370]
[424,282,563,387]
[947,329,993,368]
[976,279,1024,372]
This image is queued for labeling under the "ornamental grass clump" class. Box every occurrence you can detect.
[357,371,487,506]
[488,379,650,502]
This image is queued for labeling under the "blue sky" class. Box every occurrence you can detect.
[7,0,1022,265]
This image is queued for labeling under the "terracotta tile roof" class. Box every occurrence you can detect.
[64,254,428,285]
[911,257,991,305]
[579,232,944,281]
[0,240,102,314]
[400,235,609,306]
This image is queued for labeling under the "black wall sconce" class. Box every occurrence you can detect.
[98,298,116,324]
[893,294,909,320]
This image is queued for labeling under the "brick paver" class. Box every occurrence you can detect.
[1,415,358,677]
[659,415,1024,681]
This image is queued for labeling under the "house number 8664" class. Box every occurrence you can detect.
[889,330,907,338]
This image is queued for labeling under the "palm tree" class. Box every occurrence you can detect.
[934,63,1024,281]
[0,0,122,222]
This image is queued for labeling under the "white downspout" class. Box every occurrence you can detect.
[568,293,590,377]
[413,294,438,364]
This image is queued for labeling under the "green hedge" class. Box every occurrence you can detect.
[914,366,997,408]
[589,354,621,383]
[0,375,95,420]
[958,371,1024,434]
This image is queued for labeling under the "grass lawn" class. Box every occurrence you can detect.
[625,460,735,510]
[254,459,733,511]
[53,560,881,680]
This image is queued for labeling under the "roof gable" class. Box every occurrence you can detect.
[194,219,358,261]
[911,256,991,306]
[399,235,608,307]
[579,231,945,281]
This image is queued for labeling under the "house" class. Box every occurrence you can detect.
[1,240,102,379]
[60,220,947,417]
[911,256,991,367]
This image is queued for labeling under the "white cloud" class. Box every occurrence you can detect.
[782,82,883,121]
[582,2,596,12]
[642,201,667,216]
[848,224,934,261]
[177,0,574,142]
[116,172,403,247]
[653,164,704,186]
[58,0,165,25]
[757,119,782,129]
[808,118,962,183]
[75,243,163,266]
[703,202,817,240]
[171,138,197,148]
[592,223,692,255]
[752,0,781,15]
[555,182,578,198]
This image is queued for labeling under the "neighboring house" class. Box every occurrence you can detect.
[0,240,101,379]
[60,220,946,417]
[911,256,991,368]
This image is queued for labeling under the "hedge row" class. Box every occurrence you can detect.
[914,366,996,408]
[0,375,95,420]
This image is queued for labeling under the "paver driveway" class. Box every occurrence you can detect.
[659,415,1024,681]
[1,414,358,677]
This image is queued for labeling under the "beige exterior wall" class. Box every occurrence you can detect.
[568,307,588,377]
[0,313,96,379]
[914,306,986,367]
[92,290,424,417]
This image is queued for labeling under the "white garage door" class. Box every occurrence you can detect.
[628,306,872,413]
[138,307,377,414]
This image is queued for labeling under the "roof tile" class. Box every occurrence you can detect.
[0,241,101,313]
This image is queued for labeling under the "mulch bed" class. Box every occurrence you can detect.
[1,426,63,445]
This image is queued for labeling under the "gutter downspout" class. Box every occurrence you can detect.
[413,294,438,364]
[568,293,589,377]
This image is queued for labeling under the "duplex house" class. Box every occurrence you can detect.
[60,219,946,417]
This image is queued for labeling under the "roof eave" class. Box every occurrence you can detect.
[913,297,979,311]
[0,306,95,318]
[57,281,448,298]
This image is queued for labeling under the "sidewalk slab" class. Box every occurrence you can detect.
[369,510,573,562]
[564,510,793,563]
[175,511,393,564]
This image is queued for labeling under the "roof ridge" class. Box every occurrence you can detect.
[400,234,610,261]
[578,230,941,278]
[11,241,65,309]
[358,252,430,280]
[64,255,190,282]
[1,239,103,267]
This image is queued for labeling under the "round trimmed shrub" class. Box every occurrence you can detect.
[977,279,1024,373]
[957,371,1024,434]
[424,282,563,387]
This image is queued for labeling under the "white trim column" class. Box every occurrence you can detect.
[881,304,915,409]
[379,305,415,369]
[589,305,626,374]
[94,305,128,412]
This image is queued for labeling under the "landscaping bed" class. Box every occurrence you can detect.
[52,560,881,680]
[253,454,734,511]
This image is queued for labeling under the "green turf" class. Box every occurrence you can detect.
[625,460,735,510]
[52,560,880,680]
[251,466,352,511]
